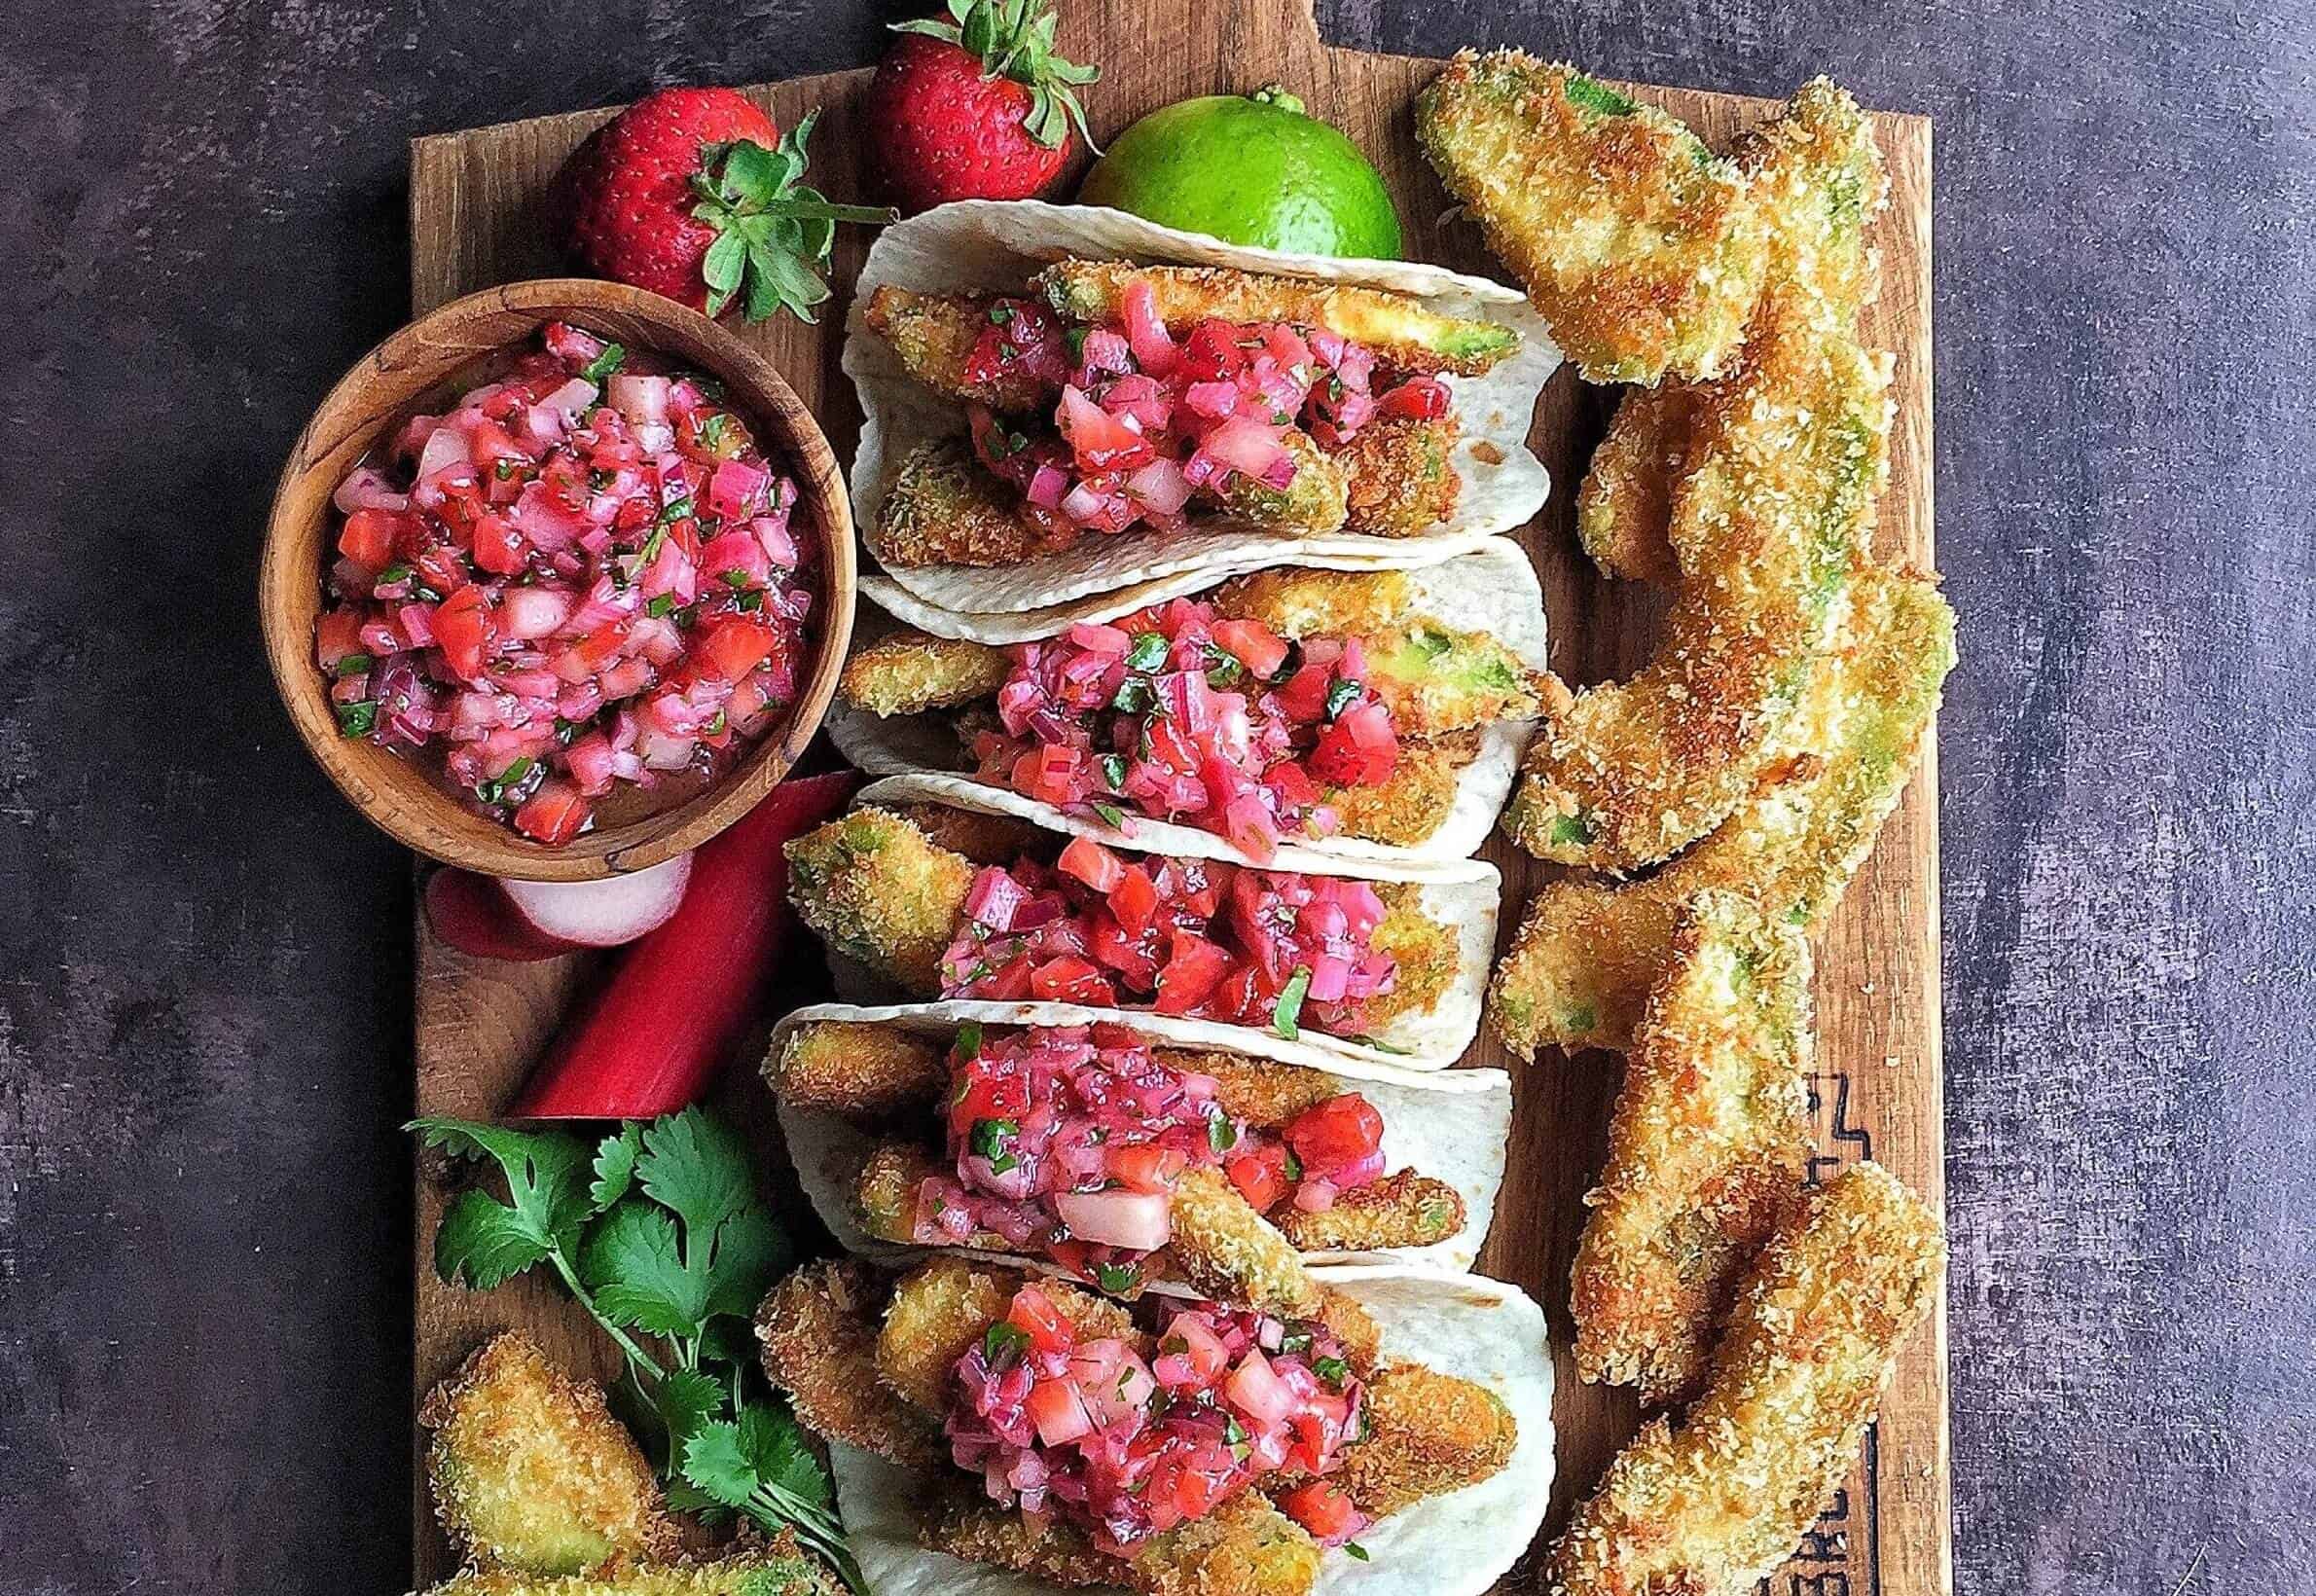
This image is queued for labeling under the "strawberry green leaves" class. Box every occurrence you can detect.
[892,0,1100,151]
[690,112,895,324]
[411,1106,857,1588]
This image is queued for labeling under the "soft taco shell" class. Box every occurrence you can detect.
[826,1265,1554,1596]
[846,200,1562,617]
[829,541,1549,869]
[818,787,1501,1070]
[768,1000,1512,1280]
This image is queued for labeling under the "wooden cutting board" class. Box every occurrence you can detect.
[407,2,1945,1590]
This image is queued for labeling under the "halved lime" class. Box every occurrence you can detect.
[1078,87,1404,260]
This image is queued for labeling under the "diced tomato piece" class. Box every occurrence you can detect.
[1109,864,1159,936]
[314,607,368,671]
[1030,954,1114,1005]
[1006,1286,1077,1357]
[697,616,778,682]
[1309,701,1398,787]
[1058,385,1158,473]
[1373,376,1451,421]
[1285,1095,1385,1177]
[1025,1377,1096,1447]
[1278,1481,1363,1543]
[1224,1142,1294,1214]
[433,585,497,681]
[512,780,590,845]
[1212,618,1288,679]
[1170,1468,1226,1525]
[1210,964,1261,1026]
[978,957,1035,1001]
[1178,320,1248,383]
[1058,835,1127,893]
[338,508,404,574]
[471,513,527,576]
[1012,744,1083,806]
[1153,933,1231,1015]
[1108,1143,1187,1194]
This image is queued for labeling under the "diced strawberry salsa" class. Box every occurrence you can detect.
[964,280,1453,543]
[917,1023,1391,1290]
[937,842,1399,1039]
[314,322,815,843]
[948,1284,1369,1551]
[972,595,1401,861]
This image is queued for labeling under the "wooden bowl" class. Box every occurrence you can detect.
[260,278,855,882]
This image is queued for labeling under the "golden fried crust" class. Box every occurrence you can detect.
[1321,731,1477,848]
[877,1256,1144,1415]
[1363,625,1547,739]
[755,1259,945,1471]
[1312,1288,1384,1373]
[1211,567,1415,635]
[1362,883,1464,1029]
[419,1331,678,1578]
[924,1483,1325,1596]
[1576,383,1698,588]
[1164,1164,1323,1319]
[1337,1366,1520,1518]
[865,286,1053,413]
[1270,1169,1467,1252]
[853,1140,1019,1254]
[1487,566,1953,1057]
[1164,1052,1343,1127]
[1502,304,1892,870]
[839,630,1011,716]
[1571,891,1811,1404]
[1334,415,1463,537]
[423,1538,841,1596]
[1417,50,1763,384]
[768,1021,948,1113]
[1213,427,1352,536]
[1033,259,1520,379]
[1546,1163,1943,1596]
[870,438,1074,569]
[784,810,975,991]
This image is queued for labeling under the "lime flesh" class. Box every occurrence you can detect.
[1078,90,1404,261]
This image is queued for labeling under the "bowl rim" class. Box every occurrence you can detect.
[260,277,856,882]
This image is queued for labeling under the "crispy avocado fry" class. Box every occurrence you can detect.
[1576,382,1698,588]
[865,286,1054,413]
[839,630,1010,717]
[423,1542,840,1596]
[768,1020,948,1113]
[877,1256,1142,1415]
[1571,891,1812,1405]
[1335,1365,1520,1518]
[1212,427,1353,536]
[1488,565,1952,1057]
[882,800,1042,865]
[870,438,1068,570]
[1334,415,1463,537]
[1504,304,1892,869]
[1032,260,1521,378]
[1211,566,1416,635]
[1362,883,1465,1029]
[1321,731,1478,848]
[785,810,975,990]
[1164,1050,1344,1126]
[1164,1163,1325,1319]
[1576,80,1889,590]
[756,1259,946,1470]
[1547,1163,1943,1596]
[1417,50,1763,384]
[418,1332,678,1578]
[1269,1169,1467,1253]
[926,1483,1326,1596]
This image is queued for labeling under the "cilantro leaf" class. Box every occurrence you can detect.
[580,1203,706,1338]
[409,1117,595,1267]
[636,1107,756,1242]
[432,1187,555,1289]
[739,1401,831,1509]
[654,1365,727,1453]
[701,1206,790,1323]
[681,1419,762,1510]
[590,1123,641,1214]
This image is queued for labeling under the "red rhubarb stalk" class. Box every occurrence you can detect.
[508,769,859,1119]
[425,866,585,962]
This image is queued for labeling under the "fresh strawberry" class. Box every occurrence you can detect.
[868,0,1100,212]
[550,88,890,322]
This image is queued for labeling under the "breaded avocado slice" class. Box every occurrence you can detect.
[1335,414,1463,537]
[869,438,1065,570]
[1417,49,1764,384]
[422,1546,841,1596]
[784,808,975,990]
[1488,564,1953,1057]
[839,629,1011,717]
[864,285,1056,413]
[1032,259,1521,377]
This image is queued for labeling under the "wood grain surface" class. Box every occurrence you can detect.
[406,3,1945,1588]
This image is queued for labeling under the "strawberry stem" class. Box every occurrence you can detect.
[689,110,897,324]
[890,0,1101,152]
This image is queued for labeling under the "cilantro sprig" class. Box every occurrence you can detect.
[409,1108,861,1588]
[690,112,895,324]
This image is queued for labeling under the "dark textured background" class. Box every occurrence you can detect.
[2,1,2310,1590]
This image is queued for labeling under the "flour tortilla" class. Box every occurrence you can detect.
[768,1000,1511,1283]
[827,1265,1553,1596]
[830,540,1549,869]
[847,200,1562,617]
[827,787,1500,1070]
